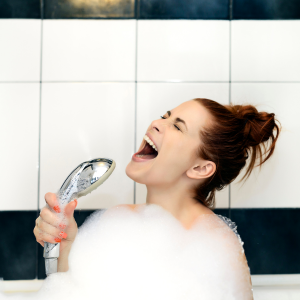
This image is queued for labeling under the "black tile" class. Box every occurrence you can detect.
[139,0,229,19]
[0,211,38,280]
[231,208,300,274]
[233,0,300,20]
[0,0,40,18]
[38,209,99,279]
[213,208,230,218]
[44,0,135,19]
[5,208,298,279]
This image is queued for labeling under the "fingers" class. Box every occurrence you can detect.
[44,192,60,213]
[33,225,45,247]
[35,195,79,247]
[34,217,67,244]
[40,206,61,227]
[34,226,62,244]
[64,199,77,218]
[37,216,67,240]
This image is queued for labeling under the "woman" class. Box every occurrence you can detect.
[34,98,281,298]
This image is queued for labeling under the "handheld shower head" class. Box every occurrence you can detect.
[58,158,116,205]
[43,158,116,276]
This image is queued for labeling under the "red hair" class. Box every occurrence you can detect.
[192,98,282,210]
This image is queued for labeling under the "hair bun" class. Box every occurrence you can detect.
[232,104,257,122]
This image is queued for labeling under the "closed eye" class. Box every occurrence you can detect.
[160,116,181,131]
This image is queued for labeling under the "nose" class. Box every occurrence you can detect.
[150,118,162,133]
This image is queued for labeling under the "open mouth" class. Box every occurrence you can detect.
[133,137,158,161]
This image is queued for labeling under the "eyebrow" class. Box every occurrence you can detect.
[167,111,188,130]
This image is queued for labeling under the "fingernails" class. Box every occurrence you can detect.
[53,205,61,213]
[59,231,67,239]
[54,238,61,243]
[59,223,66,229]
[74,199,78,208]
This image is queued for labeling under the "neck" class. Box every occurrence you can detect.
[145,180,211,229]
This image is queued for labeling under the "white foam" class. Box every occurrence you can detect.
[0,204,253,300]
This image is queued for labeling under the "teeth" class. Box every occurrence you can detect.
[143,135,158,152]
[136,155,145,157]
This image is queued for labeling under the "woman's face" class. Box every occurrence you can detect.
[125,100,213,187]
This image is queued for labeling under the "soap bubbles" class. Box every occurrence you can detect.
[0,204,253,300]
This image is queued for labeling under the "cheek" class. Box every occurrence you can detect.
[153,146,190,178]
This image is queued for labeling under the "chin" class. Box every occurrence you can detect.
[125,161,155,185]
[125,161,143,183]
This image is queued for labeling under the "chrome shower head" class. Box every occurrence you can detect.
[44,158,116,276]
[57,158,116,206]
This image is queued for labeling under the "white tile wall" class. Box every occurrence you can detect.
[136,82,230,208]
[231,83,300,208]
[39,82,135,209]
[1,19,298,212]
[137,20,230,82]
[0,83,40,210]
[42,20,136,82]
[231,21,300,82]
[1,17,299,287]
[0,20,41,82]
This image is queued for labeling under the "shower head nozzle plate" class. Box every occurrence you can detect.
[58,158,116,204]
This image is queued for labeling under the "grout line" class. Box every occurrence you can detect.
[228,185,231,219]
[41,0,44,20]
[133,19,138,205]
[41,17,138,20]
[135,0,139,19]
[0,207,298,212]
[32,80,230,83]
[39,80,136,83]
[229,23,232,103]
[36,0,44,279]
[228,18,232,219]
[229,0,233,20]
[227,81,300,83]
[1,80,299,84]
[137,80,229,83]
[37,22,43,218]
[0,81,40,83]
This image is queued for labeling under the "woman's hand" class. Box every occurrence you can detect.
[34,192,78,254]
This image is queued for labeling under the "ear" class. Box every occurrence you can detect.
[186,160,216,180]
